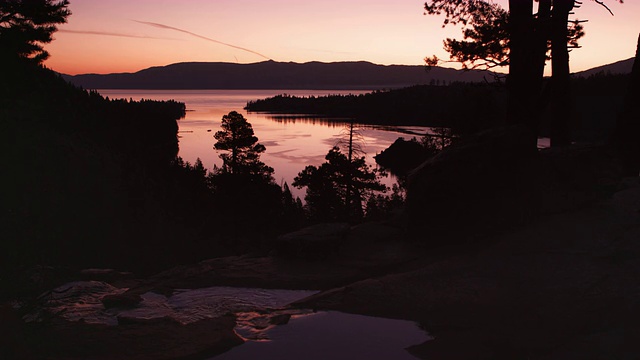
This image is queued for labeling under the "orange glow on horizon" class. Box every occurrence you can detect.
[45,0,638,75]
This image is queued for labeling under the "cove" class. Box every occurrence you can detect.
[98,89,431,197]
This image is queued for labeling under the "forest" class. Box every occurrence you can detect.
[1,52,401,298]
[246,71,631,142]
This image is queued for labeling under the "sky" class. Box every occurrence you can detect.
[44,0,639,75]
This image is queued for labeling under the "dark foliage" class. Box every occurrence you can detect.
[611,35,640,176]
[212,111,274,179]
[293,146,386,222]
[0,58,215,290]
[374,137,435,176]
[571,71,630,96]
[246,84,505,134]
[208,111,305,251]
[423,0,621,149]
[0,0,71,63]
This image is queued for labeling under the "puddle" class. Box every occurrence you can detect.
[213,311,432,360]
[26,281,431,359]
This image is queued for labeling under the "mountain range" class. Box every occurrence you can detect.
[572,57,634,78]
[61,58,634,90]
[61,61,491,90]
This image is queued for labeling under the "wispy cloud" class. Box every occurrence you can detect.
[134,20,272,61]
[59,29,174,40]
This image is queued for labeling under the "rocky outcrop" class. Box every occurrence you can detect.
[298,182,640,359]
[406,125,623,244]
[274,223,350,259]
[26,314,243,360]
[102,292,143,309]
[406,125,538,242]
[374,137,434,175]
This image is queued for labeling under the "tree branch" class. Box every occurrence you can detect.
[592,0,615,16]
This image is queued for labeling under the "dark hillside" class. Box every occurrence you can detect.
[572,57,634,78]
[62,60,491,90]
[0,59,222,290]
[246,83,506,133]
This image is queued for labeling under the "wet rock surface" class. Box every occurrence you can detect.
[298,180,640,359]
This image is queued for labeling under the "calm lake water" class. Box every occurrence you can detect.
[99,90,430,196]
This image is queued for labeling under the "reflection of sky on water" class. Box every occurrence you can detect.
[99,90,431,197]
[213,311,431,360]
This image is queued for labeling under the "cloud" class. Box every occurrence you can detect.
[58,29,174,40]
[260,140,280,147]
[134,20,272,61]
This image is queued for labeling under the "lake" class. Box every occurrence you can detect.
[99,90,430,197]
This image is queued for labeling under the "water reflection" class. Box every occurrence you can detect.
[213,311,431,360]
[98,90,432,198]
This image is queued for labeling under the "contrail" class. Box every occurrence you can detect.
[134,20,272,60]
[59,29,174,40]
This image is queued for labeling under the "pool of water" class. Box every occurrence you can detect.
[26,281,431,359]
[214,310,431,360]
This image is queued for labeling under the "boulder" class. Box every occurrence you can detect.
[102,292,143,309]
[406,125,623,244]
[374,137,433,175]
[274,223,350,259]
[406,125,537,242]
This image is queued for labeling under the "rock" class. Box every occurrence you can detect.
[374,137,433,175]
[274,223,350,259]
[102,292,143,309]
[406,125,538,242]
[406,125,623,244]
[269,313,291,326]
[116,315,179,326]
[22,314,243,359]
[79,268,134,283]
[298,184,640,358]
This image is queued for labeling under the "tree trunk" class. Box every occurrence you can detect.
[533,0,552,80]
[507,0,539,151]
[549,0,574,147]
[346,121,354,221]
[533,0,552,116]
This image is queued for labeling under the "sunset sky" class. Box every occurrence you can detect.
[44,0,639,75]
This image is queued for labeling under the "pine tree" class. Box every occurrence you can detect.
[0,0,71,62]
[213,111,274,181]
[293,146,386,222]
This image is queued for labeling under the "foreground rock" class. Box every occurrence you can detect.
[274,222,350,259]
[20,315,242,360]
[374,137,434,175]
[407,126,622,244]
[146,221,419,292]
[297,180,640,359]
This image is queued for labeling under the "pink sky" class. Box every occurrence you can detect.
[44,0,639,75]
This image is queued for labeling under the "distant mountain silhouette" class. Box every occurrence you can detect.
[61,61,493,90]
[573,57,634,78]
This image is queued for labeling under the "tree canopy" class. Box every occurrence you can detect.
[293,146,386,222]
[424,0,621,148]
[0,0,70,62]
[213,111,274,181]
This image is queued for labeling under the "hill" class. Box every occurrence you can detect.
[573,57,634,77]
[61,60,491,90]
